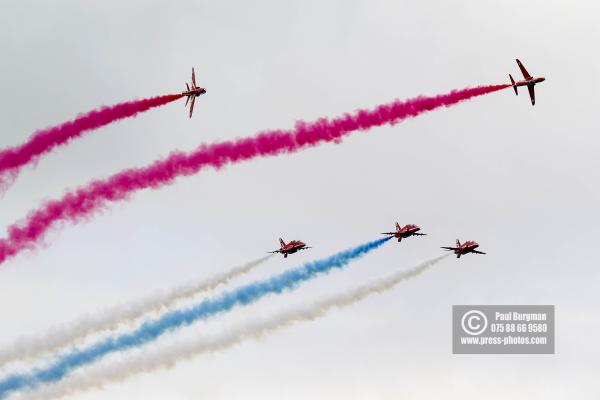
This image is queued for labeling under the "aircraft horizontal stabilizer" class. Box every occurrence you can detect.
[509,74,518,95]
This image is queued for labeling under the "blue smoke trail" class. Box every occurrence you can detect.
[0,237,390,398]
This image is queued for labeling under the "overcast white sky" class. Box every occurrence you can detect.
[1,0,599,399]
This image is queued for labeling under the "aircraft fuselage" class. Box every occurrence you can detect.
[454,244,479,257]
[461,244,478,253]
[280,245,307,257]
[396,228,420,238]
[514,76,545,87]
[183,88,206,97]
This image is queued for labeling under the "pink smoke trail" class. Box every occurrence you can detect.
[0,84,509,266]
[0,94,183,189]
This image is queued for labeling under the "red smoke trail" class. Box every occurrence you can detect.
[0,94,182,189]
[0,84,508,265]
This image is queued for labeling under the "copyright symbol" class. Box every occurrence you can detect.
[461,310,488,336]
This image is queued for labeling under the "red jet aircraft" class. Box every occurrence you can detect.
[381,222,427,242]
[441,239,486,258]
[269,238,311,258]
[182,68,206,118]
[509,59,545,106]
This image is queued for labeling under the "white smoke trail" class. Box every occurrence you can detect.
[0,255,272,367]
[20,254,448,400]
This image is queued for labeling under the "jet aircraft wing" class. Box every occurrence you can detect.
[189,96,196,118]
[516,59,532,80]
[528,85,536,106]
